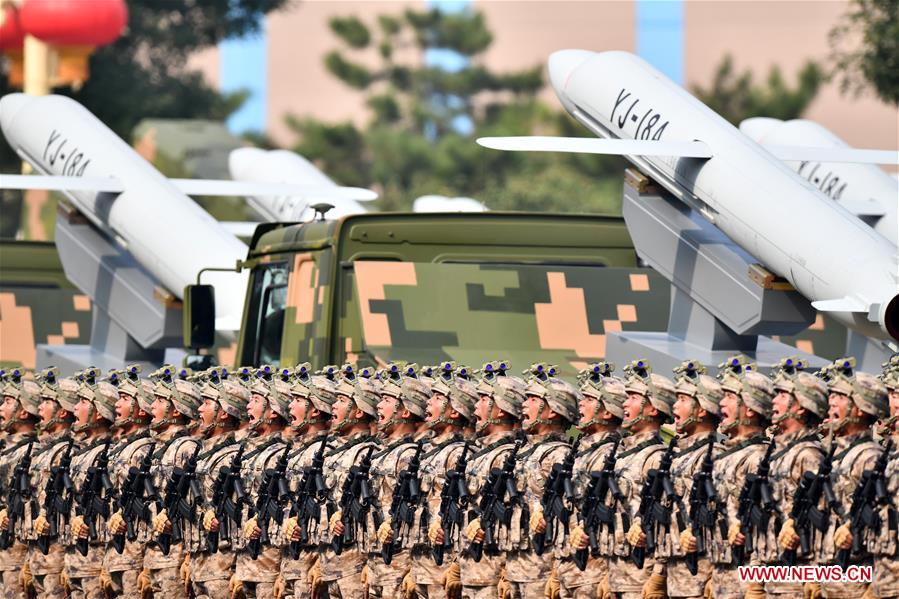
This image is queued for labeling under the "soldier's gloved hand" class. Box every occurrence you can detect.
[428,521,444,545]
[202,509,220,533]
[243,516,261,540]
[377,520,394,544]
[99,568,113,594]
[329,510,344,537]
[834,522,852,550]
[0,508,8,531]
[626,519,646,548]
[273,574,285,599]
[530,508,547,534]
[34,513,50,536]
[108,510,126,536]
[641,573,666,599]
[153,509,173,535]
[309,557,323,596]
[71,514,89,539]
[778,518,800,550]
[803,582,822,599]
[744,582,766,599]
[179,553,191,593]
[679,529,697,553]
[463,517,484,543]
[597,574,611,599]
[497,570,511,599]
[570,525,589,550]
[727,522,745,546]
[229,574,243,599]
[401,572,417,599]
[441,562,461,595]
[283,516,301,542]
[544,568,561,599]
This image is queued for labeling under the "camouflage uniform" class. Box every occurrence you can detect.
[868,439,898,599]
[279,433,332,599]
[145,426,202,598]
[64,436,113,599]
[0,432,37,599]
[26,434,75,599]
[234,434,289,599]
[319,431,380,599]
[460,431,519,599]
[558,429,619,599]
[191,431,246,599]
[103,429,154,596]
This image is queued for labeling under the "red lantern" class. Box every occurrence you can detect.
[0,4,26,50]
[20,0,128,46]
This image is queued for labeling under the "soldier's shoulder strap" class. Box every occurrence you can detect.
[151,430,189,460]
[198,437,239,462]
[618,433,664,459]
[287,434,328,460]
[470,434,517,461]
[833,433,873,463]
[422,434,464,461]
[372,435,415,460]
[675,434,716,460]
[716,434,767,461]
[244,438,287,463]
[579,435,618,457]
[770,433,821,464]
[74,436,108,458]
[325,434,373,458]
[519,433,567,462]
[110,430,151,459]
[0,435,37,458]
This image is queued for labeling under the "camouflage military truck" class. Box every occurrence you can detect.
[182,212,846,377]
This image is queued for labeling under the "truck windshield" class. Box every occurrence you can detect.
[242,261,289,366]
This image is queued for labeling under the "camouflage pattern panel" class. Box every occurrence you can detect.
[338,261,670,379]
[0,240,92,371]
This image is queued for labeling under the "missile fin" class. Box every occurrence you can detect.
[0,174,124,193]
[476,137,714,158]
[765,145,899,165]
[811,298,868,313]
[838,199,887,218]
[170,179,378,201]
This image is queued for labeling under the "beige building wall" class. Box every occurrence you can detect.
[190,0,897,158]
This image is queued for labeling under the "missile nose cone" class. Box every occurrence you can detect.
[548,50,593,95]
[738,117,783,144]
[0,93,29,135]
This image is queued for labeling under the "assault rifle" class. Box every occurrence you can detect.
[685,437,726,575]
[157,443,203,556]
[75,439,113,556]
[533,435,580,556]
[631,437,678,569]
[382,440,424,565]
[248,443,292,560]
[288,436,329,559]
[113,442,156,554]
[38,438,75,554]
[781,445,838,566]
[331,446,381,555]
[207,442,248,554]
[836,438,894,569]
[469,438,524,562]
[574,435,624,571]
[732,438,780,566]
[432,441,471,566]
[0,440,34,549]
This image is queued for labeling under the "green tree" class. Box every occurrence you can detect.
[692,55,823,125]
[829,0,899,105]
[289,8,625,215]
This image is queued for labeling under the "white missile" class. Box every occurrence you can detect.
[0,93,248,330]
[412,195,486,213]
[228,147,373,221]
[479,50,899,343]
[740,117,898,245]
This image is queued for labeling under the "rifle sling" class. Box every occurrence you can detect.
[518,433,566,461]
[470,435,518,461]
[677,434,716,459]
[716,435,767,461]
[422,434,464,460]
[833,433,872,463]
[618,433,663,459]
[0,435,37,458]
[326,434,374,458]
[770,433,820,463]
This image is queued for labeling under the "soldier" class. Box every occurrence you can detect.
[564,369,627,599]
[190,375,252,599]
[321,375,381,598]
[460,375,526,599]
[145,375,203,598]
[820,358,888,599]
[765,361,828,599]
[661,361,724,599]
[104,366,155,597]
[64,378,117,598]
[418,372,477,599]
[869,363,898,599]
[370,371,432,598]
[613,360,674,599]
[26,370,79,599]
[279,371,337,599]
[708,367,774,599]
[0,373,40,599]
[235,374,291,598]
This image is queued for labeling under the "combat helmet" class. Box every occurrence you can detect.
[523,377,580,430]
[622,359,676,425]
[335,376,381,421]
[475,376,526,433]
[308,375,338,416]
[2,378,42,430]
[672,360,722,431]
[579,375,626,425]
[172,378,202,421]
[720,369,773,432]
[429,374,477,427]
[198,382,222,433]
[823,358,888,427]
[773,370,828,423]
[219,380,250,421]
[75,380,117,430]
[267,378,293,421]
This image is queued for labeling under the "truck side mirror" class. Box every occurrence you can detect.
[183,284,216,349]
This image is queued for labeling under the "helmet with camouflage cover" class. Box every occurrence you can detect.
[55,377,81,413]
[881,368,899,393]
[524,377,580,428]
[266,378,293,421]
[823,358,887,422]
[308,375,337,415]
[579,375,626,422]
[622,360,675,425]
[219,380,250,421]
[672,362,722,432]
[428,374,475,427]
[170,378,201,421]
[720,370,773,431]
[334,376,380,420]
[2,379,42,430]
[76,380,117,430]
[475,375,526,433]
[773,370,828,422]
